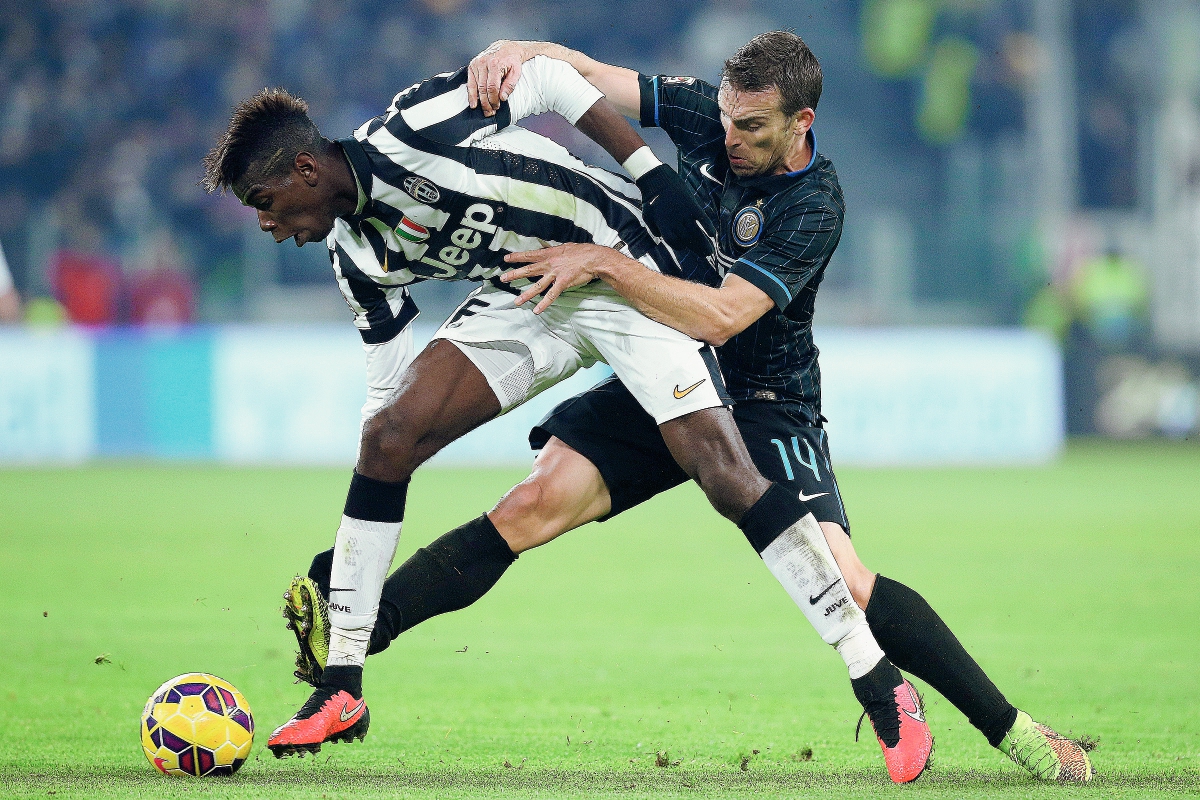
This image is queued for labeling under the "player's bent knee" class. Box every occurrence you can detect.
[489,444,611,553]
[489,478,560,553]
[694,467,768,522]
[358,408,421,480]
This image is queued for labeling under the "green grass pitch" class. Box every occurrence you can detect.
[1,440,1197,798]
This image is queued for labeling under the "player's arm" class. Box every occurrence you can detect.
[503,203,839,344]
[468,40,640,119]
[498,56,713,256]
[594,259,775,346]
[501,244,773,346]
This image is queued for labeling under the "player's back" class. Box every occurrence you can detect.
[327,61,681,344]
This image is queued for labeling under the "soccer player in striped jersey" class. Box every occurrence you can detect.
[204,56,907,760]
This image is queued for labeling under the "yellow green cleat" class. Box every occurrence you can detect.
[282,576,330,687]
[999,710,1094,783]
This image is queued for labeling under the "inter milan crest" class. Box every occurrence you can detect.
[732,206,763,248]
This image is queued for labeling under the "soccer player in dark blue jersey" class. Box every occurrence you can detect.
[290,33,1093,783]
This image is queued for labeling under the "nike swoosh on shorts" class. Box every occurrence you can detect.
[673,380,705,399]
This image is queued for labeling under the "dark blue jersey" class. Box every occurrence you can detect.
[639,74,844,422]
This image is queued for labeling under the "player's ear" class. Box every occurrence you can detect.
[294,151,319,186]
[794,108,815,136]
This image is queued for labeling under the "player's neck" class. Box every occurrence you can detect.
[328,145,362,217]
[776,131,812,175]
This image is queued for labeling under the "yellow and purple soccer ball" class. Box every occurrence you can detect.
[140,673,254,776]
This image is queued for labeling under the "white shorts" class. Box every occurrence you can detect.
[433,281,728,425]
[361,324,415,424]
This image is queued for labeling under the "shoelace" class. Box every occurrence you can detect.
[855,693,901,748]
[1008,726,1056,778]
[294,686,340,721]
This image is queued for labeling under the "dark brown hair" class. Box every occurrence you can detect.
[202,88,325,194]
[722,31,823,118]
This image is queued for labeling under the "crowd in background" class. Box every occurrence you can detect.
[0,0,1193,436]
[0,0,1041,321]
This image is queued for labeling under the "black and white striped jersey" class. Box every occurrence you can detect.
[639,74,844,422]
[328,56,679,344]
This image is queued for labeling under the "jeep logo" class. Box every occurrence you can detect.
[418,203,498,279]
[403,176,441,205]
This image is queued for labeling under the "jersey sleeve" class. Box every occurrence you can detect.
[389,69,509,147]
[328,225,420,344]
[504,56,604,125]
[390,57,602,148]
[638,74,724,152]
[728,202,843,311]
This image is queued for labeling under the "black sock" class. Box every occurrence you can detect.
[739,483,909,742]
[737,482,812,553]
[343,471,409,522]
[320,664,362,699]
[866,575,1018,747]
[849,657,905,747]
[307,515,519,656]
[371,514,517,654]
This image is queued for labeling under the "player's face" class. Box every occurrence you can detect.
[718,82,805,178]
[236,155,337,247]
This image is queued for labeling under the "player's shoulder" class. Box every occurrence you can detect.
[658,74,718,95]
[657,75,719,111]
[772,153,844,219]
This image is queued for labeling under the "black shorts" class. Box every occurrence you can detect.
[530,375,850,532]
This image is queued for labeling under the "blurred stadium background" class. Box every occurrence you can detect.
[0,0,1199,464]
[2,3,1199,796]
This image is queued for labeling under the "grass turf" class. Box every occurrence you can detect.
[0,439,1197,798]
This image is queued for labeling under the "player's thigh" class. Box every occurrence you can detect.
[435,283,593,414]
[359,337,500,477]
[489,437,612,554]
[530,374,690,519]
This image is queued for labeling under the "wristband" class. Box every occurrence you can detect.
[622,146,662,181]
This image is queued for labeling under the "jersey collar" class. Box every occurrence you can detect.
[336,137,373,216]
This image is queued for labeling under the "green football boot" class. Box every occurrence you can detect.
[999,710,1094,783]
[282,576,330,687]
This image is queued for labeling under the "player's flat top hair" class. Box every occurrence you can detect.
[722,30,822,117]
[203,88,326,194]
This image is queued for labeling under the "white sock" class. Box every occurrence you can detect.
[835,619,887,679]
[325,515,402,668]
[759,513,885,678]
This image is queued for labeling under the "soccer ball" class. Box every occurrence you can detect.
[140,673,254,776]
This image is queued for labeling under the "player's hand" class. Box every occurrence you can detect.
[467,40,527,117]
[501,244,622,314]
[635,164,716,257]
